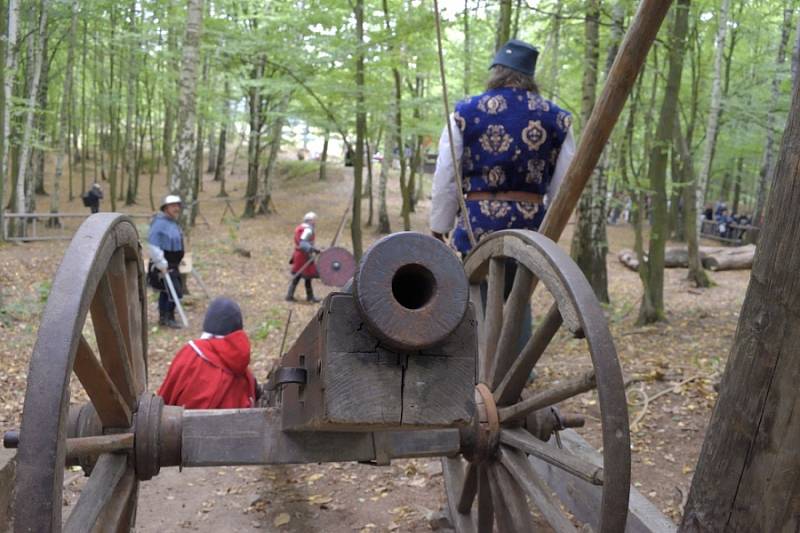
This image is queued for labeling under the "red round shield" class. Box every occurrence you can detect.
[317,246,357,287]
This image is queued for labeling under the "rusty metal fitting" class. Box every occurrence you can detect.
[352,232,468,351]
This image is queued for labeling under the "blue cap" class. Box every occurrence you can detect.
[489,39,539,77]
[203,297,243,336]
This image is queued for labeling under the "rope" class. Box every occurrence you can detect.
[432,0,476,248]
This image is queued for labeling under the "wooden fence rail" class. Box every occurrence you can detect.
[2,213,152,243]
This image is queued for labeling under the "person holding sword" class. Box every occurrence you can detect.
[148,195,185,329]
[286,211,321,303]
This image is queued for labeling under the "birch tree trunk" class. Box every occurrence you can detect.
[242,57,264,218]
[215,83,230,197]
[15,0,48,236]
[548,3,562,101]
[0,0,19,237]
[32,28,49,198]
[680,66,800,533]
[754,6,793,225]
[169,0,204,229]
[49,0,78,227]
[694,0,730,229]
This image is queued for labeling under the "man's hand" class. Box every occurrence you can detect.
[431,231,447,243]
[156,260,169,273]
[312,247,321,254]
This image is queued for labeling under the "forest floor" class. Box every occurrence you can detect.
[0,154,749,531]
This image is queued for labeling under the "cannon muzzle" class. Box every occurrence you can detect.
[352,232,469,351]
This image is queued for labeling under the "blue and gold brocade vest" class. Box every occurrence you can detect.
[452,87,571,253]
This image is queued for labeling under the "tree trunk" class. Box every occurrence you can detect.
[494,0,512,52]
[732,156,743,215]
[15,0,48,236]
[206,125,216,174]
[680,66,800,533]
[638,0,690,324]
[258,95,289,216]
[570,0,605,301]
[674,114,710,287]
[33,27,49,197]
[242,58,264,218]
[463,0,470,96]
[162,7,178,181]
[548,3,562,101]
[351,0,365,260]
[215,84,229,197]
[0,0,19,237]
[79,17,87,199]
[124,1,138,206]
[49,0,78,227]
[318,129,329,181]
[169,0,203,229]
[754,6,793,226]
[378,111,394,235]
[365,138,373,226]
[695,0,730,226]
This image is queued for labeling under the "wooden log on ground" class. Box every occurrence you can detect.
[698,244,756,271]
[617,245,756,272]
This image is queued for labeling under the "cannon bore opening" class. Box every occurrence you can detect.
[391,264,436,310]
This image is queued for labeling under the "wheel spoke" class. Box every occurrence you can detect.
[90,273,136,408]
[106,250,132,376]
[74,335,132,428]
[442,458,477,533]
[500,427,603,485]
[470,284,486,378]
[490,263,535,389]
[499,448,578,533]
[64,452,129,533]
[95,468,137,531]
[494,303,563,406]
[125,256,147,394]
[482,258,505,384]
[477,465,494,532]
[497,370,596,423]
[457,461,478,514]
[487,462,536,531]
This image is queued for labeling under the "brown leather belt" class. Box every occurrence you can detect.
[465,191,544,204]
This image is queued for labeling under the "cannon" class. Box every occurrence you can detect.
[6,214,635,532]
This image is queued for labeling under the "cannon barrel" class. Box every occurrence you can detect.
[352,232,469,351]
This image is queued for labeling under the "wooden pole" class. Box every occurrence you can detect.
[539,0,674,243]
[679,52,800,533]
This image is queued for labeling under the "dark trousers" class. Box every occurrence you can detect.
[90,205,99,214]
[158,270,183,316]
[287,276,314,300]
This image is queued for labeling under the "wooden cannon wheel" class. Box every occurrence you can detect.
[14,214,150,532]
[442,230,631,532]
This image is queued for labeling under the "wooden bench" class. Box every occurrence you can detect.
[700,219,760,245]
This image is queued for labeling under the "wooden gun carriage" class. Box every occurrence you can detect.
[3,213,666,533]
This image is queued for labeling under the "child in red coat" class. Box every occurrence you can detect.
[158,297,257,409]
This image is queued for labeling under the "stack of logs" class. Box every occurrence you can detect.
[618,244,756,272]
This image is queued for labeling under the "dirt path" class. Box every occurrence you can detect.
[1,156,749,530]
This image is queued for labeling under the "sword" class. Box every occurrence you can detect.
[191,269,212,299]
[163,271,189,328]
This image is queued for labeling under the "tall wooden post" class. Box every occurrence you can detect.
[680,57,800,533]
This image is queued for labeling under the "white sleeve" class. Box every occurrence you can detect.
[546,127,576,206]
[148,243,167,269]
[429,116,464,234]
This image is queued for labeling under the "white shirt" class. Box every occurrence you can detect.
[429,116,576,234]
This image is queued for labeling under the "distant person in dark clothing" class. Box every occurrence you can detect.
[703,204,714,221]
[83,183,104,214]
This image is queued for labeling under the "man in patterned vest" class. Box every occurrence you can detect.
[429,39,576,350]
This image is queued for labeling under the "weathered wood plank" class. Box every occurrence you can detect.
[181,408,460,467]
[74,335,131,428]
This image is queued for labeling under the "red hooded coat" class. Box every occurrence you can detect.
[158,330,256,409]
